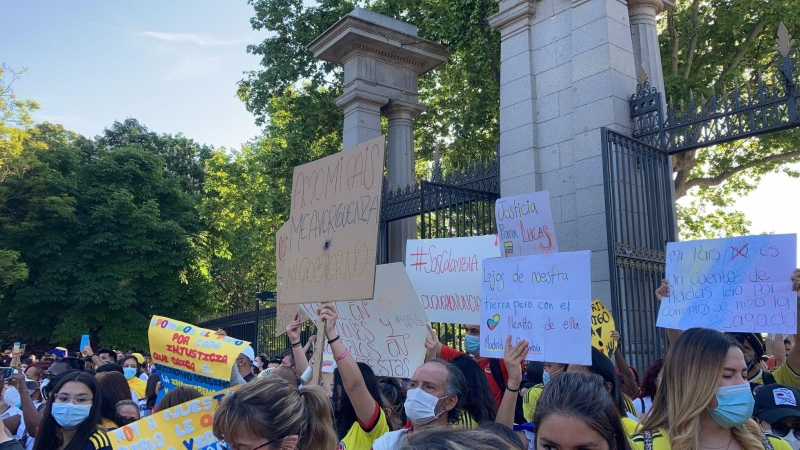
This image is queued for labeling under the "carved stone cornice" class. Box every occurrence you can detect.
[489,1,537,33]
[627,0,674,14]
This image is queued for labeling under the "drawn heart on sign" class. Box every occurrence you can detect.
[487,314,501,331]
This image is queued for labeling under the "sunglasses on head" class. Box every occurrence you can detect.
[769,421,800,439]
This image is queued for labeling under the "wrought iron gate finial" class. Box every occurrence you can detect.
[776,23,796,58]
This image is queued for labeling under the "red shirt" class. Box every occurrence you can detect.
[439,344,509,406]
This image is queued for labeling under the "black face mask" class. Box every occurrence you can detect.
[745,355,757,372]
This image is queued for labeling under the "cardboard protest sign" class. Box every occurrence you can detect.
[591,300,616,356]
[110,385,239,450]
[280,135,385,304]
[480,251,591,365]
[300,263,430,377]
[276,220,308,336]
[149,316,250,396]
[495,191,558,257]
[658,234,798,333]
[405,235,500,325]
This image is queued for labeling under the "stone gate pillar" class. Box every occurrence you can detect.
[308,8,449,264]
[490,0,638,303]
[628,0,673,101]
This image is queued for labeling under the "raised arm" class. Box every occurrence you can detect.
[655,279,683,344]
[424,324,441,362]
[318,303,376,425]
[784,270,800,372]
[611,331,640,398]
[286,315,310,377]
[496,335,527,428]
[9,373,41,438]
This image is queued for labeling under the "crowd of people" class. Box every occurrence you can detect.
[1,269,798,450]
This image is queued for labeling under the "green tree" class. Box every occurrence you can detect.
[0,121,216,348]
[663,3,800,238]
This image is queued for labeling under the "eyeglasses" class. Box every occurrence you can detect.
[769,422,800,440]
[42,371,59,379]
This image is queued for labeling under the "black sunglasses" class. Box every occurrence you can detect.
[769,421,800,440]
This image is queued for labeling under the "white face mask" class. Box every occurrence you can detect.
[775,431,800,450]
[403,388,448,426]
[3,386,21,408]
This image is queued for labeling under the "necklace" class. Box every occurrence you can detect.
[699,432,733,450]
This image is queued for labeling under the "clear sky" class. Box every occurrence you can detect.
[2,1,798,254]
[1,0,265,149]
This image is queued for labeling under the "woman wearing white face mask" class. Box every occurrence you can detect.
[753,385,800,450]
[0,383,23,436]
[631,328,792,450]
[33,371,111,450]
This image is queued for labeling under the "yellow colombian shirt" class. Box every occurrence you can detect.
[338,402,389,450]
[523,384,544,423]
[630,428,792,450]
[127,376,147,400]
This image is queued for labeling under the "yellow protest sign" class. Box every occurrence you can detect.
[110,385,239,450]
[591,299,616,356]
[148,316,250,390]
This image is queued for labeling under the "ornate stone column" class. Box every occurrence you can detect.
[307,8,450,263]
[628,0,673,101]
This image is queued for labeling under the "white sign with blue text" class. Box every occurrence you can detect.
[658,234,798,333]
[480,251,591,365]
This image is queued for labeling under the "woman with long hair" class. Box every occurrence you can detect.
[94,372,132,430]
[533,372,631,450]
[143,374,160,415]
[157,386,201,411]
[213,376,338,450]
[635,358,664,417]
[568,347,638,429]
[449,354,497,428]
[631,328,790,450]
[287,305,390,449]
[33,371,111,450]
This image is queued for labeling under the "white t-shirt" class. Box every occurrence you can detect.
[371,428,409,450]
[634,396,653,416]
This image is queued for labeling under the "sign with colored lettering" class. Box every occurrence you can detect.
[276,220,308,336]
[405,235,500,325]
[591,300,616,356]
[148,316,250,396]
[495,191,558,257]
[658,234,798,333]
[280,136,386,304]
[300,263,430,378]
[480,251,591,365]
[110,385,239,450]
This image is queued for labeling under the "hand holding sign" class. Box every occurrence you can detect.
[793,269,800,293]
[655,279,670,302]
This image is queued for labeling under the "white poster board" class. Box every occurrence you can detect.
[405,235,500,325]
[281,135,385,304]
[480,251,591,365]
[658,234,798,333]
[301,263,430,378]
[495,191,558,257]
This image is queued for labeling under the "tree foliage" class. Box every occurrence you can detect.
[0,120,215,348]
[662,1,800,238]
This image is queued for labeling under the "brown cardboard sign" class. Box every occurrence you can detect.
[280,135,385,304]
[276,220,307,336]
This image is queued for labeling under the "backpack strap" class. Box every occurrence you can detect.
[488,358,506,391]
[643,431,653,450]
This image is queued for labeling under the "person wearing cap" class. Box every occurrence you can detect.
[729,332,778,390]
[236,345,256,383]
[131,353,149,382]
[754,384,800,450]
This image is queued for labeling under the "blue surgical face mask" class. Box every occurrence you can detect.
[708,383,754,428]
[123,368,137,380]
[465,335,480,355]
[51,403,92,429]
[542,370,551,386]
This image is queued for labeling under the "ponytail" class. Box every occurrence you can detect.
[298,385,338,449]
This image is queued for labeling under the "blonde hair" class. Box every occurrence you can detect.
[639,328,763,450]
[213,376,337,450]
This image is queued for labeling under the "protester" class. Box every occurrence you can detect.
[143,374,160,416]
[33,371,111,450]
[114,400,139,426]
[95,372,132,430]
[1,383,23,436]
[612,331,641,399]
[254,353,268,372]
[753,384,800,450]
[450,354,497,428]
[212,376,338,450]
[425,324,511,407]
[271,366,299,387]
[8,371,45,450]
[477,422,527,450]
[635,358,664,417]
[373,358,467,449]
[236,345,256,383]
[82,345,116,370]
[631,328,790,450]
[378,377,407,431]
[157,386,201,411]
[567,347,638,431]
[400,427,523,450]
[522,361,567,422]
[120,355,146,400]
[533,372,631,450]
